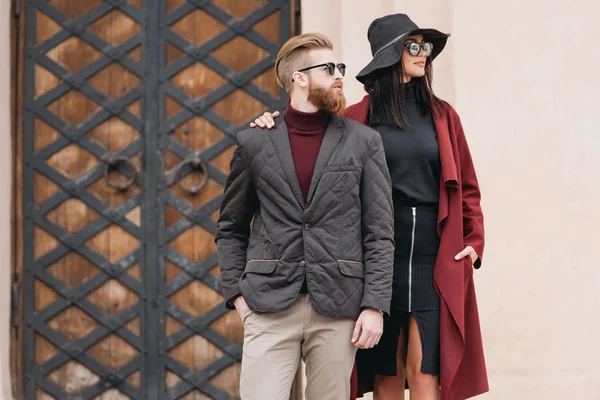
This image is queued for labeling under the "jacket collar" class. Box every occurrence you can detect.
[269,115,344,208]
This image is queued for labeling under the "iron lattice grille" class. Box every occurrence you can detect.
[22,0,293,399]
[23,0,147,399]
[157,1,291,399]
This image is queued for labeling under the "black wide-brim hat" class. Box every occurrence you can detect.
[356,13,450,84]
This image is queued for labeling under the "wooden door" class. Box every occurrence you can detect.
[16,1,298,398]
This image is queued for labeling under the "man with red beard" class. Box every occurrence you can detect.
[216,33,394,400]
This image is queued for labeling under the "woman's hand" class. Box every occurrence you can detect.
[455,245,478,265]
[249,111,280,129]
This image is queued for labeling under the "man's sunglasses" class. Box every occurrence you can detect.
[293,62,346,82]
[404,42,434,57]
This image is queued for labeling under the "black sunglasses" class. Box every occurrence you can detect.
[293,62,346,82]
[404,42,434,57]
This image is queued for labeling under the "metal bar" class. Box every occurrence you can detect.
[142,0,161,397]
[22,1,37,397]
[12,283,19,329]
[11,0,21,362]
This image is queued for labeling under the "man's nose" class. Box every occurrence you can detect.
[333,67,344,80]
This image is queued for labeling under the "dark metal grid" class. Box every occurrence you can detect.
[23,1,146,398]
[157,1,293,399]
[23,0,296,398]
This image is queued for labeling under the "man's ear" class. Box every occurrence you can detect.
[292,71,308,88]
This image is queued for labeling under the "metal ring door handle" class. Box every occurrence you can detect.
[174,156,208,195]
[104,156,137,191]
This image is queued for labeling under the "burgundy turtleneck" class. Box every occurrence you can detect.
[284,103,329,202]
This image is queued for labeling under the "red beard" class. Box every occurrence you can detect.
[307,82,346,115]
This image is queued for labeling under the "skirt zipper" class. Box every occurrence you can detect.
[408,207,417,312]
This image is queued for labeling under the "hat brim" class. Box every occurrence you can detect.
[356,28,450,84]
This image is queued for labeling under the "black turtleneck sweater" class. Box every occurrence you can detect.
[371,81,441,206]
[284,103,329,294]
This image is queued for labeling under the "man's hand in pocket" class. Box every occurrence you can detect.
[233,296,250,320]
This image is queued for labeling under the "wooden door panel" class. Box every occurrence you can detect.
[19,0,297,398]
[158,1,292,399]
[22,0,145,398]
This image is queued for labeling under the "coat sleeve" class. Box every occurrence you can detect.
[215,141,258,308]
[359,132,395,314]
[453,112,485,268]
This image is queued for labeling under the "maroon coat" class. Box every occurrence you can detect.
[346,96,489,400]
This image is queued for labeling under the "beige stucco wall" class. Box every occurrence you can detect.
[303,0,600,399]
[1,0,14,397]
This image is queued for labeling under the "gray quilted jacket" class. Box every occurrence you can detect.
[216,115,394,318]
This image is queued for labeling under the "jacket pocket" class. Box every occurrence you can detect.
[337,260,364,279]
[324,165,361,172]
[245,259,279,274]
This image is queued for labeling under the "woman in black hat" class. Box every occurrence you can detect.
[350,14,457,400]
[251,13,488,400]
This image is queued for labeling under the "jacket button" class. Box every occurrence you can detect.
[304,223,311,231]
[299,260,306,267]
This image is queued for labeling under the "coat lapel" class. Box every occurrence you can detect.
[306,115,344,202]
[269,122,305,207]
[433,113,459,192]
[433,110,459,235]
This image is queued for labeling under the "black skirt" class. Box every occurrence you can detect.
[372,205,441,375]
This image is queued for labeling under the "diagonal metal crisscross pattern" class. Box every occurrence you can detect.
[23,0,296,398]
[24,0,146,398]
[156,1,293,399]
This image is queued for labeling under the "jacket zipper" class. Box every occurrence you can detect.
[408,207,417,312]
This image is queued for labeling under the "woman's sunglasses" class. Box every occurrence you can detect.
[404,42,434,57]
[293,62,346,82]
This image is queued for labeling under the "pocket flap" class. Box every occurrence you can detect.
[325,165,361,172]
[337,260,364,279]
[245,259,278,274]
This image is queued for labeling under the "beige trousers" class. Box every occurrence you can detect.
[240,295,357,400]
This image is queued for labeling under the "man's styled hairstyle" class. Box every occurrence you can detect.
[275,33,333,92]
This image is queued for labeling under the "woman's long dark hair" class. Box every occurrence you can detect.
[364,56,448,127]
